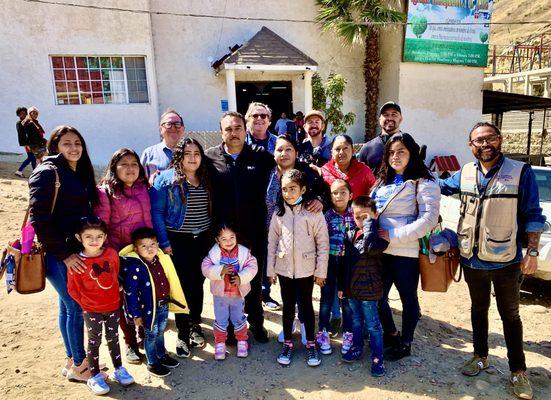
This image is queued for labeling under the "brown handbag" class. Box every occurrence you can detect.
[9,167,59,294]
[419,247,461,293]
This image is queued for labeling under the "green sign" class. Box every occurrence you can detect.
[403,0,493,67]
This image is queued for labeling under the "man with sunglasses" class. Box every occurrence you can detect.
[244,102,278,154]
[140,109,185,179]
[439,122,545,400]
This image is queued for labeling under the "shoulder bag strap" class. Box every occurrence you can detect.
[22,166,60,229]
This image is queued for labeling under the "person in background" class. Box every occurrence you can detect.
[294,111,305,144]
[274,111,291,135]
[95,148,152,364]
[357,101,404,173]
[140,109,185,180]
[439,122,545,400]
[15,106,36,177]
[22,106,47,164]
[298,110,333,167]
[244,102,278,154]
[29,125,99,382]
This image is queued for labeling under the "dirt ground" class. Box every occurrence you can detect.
[0,160,550,400]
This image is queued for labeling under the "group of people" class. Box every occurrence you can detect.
[15,106,48,176]
[19,99,545,399]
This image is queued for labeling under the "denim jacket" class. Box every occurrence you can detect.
[150,168,189,248]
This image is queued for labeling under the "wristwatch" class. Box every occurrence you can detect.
[527,248,539,257]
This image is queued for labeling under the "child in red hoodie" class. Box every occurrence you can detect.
[67,216,134,396]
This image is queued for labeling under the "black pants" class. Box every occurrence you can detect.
[168,230,213,342]
[278,275,315,342]
[83,310,122,376]
[245,242,266,329]
[463,263,526,372]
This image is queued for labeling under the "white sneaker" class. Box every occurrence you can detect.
[14,171,24,178]
[237,340,248,358]
[87,373,110,395]
[111,366,135,387]
[316,329,332,355]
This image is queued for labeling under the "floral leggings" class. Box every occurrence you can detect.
[83,310,122,376]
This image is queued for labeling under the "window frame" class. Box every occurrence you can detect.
[49,55,150,106]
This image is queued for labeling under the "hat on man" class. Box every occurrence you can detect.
[304,110,325,123]
[379,101,401,115]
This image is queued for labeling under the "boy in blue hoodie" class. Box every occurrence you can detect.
[120,227,188,377]
[338,195,388,377]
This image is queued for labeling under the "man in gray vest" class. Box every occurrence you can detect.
[440,122,545,400]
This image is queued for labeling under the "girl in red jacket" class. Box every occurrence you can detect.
[68,216,135,396]
[95,148,152,364]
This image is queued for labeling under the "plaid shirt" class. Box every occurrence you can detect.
[325,207,356,256]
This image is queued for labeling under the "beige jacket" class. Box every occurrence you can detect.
[267,203,329,279]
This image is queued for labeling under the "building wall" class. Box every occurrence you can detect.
[397,63,483,165]
[0,0,159,165]
[149,0,366,141]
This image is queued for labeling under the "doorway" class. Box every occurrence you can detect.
[236,81,292,130]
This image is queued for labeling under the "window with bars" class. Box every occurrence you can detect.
[50,56,149,105]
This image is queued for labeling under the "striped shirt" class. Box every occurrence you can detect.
[179,184,211,234]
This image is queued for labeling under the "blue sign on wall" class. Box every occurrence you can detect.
[221,100,229,112]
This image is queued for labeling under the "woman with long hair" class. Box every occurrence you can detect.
[95,148,152,363]
[29,125,99,381]
[371,133,440,361]
[150,137,213,358]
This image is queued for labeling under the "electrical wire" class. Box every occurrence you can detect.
[22,0,551,27]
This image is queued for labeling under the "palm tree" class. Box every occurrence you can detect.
[316,0,405,141]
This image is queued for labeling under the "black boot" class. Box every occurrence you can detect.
[250,325,269,343]
[383,331,401,350]
[385,342,411,362]
[226,323,237,346]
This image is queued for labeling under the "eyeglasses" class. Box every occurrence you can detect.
[251,114,268,120]
[161,121,183,129]
[470,134,500,147]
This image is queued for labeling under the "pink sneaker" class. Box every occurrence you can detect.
[342,332,353,355]
[214,343,226,360]
[237,340,248,358]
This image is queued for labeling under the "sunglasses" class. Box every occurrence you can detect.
[251,114,268,120]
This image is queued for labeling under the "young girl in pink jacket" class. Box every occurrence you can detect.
[94,148,152,364]
[267,169,329,368]
[201,224,258,361]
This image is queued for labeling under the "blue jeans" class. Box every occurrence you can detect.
[319,255,339,331]
[349,299,383,361]
[144,303,169,366]
[378,254,420,344]
[45,254,85,364]
[18,151,36,172]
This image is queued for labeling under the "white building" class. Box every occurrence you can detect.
[0,0,482,165]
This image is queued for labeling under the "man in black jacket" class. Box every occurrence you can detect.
[205,111,275,343]
[357,101,404,173]
[15,106,36,177]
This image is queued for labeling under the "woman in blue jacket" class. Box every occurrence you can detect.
[150,138,213,358]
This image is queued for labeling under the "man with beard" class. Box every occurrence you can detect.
[205,111,274,344]
[439,122,545,400]
[357,101,403,172]
[298,110,333,167]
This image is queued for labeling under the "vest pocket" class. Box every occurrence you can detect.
[479,227,516,262]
